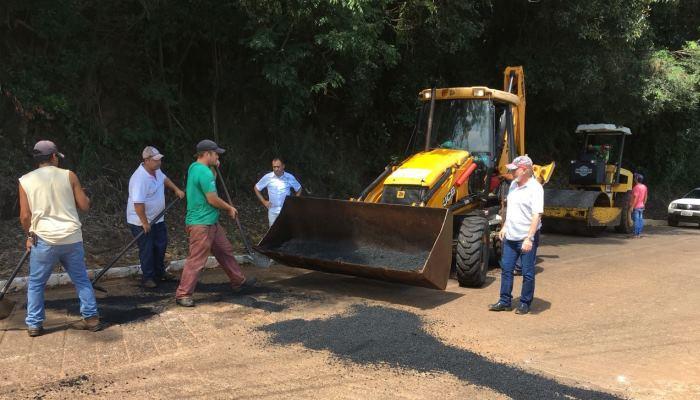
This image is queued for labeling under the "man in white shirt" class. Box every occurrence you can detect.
[489,155,544,315]
[254,158,302,226]
[127,146,184,288]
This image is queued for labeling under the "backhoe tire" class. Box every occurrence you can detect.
[614,191,633,234]
[455,216,490,288]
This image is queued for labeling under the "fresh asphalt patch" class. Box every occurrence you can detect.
[260,304,625,400]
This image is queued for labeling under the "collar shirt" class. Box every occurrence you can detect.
[504,177,544,241]
[126,164,167,225]
[255,172,301,212]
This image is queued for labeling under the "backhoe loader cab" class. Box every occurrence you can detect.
[415,98,495,167]
[256,67,554,290]
[390,91,519,208]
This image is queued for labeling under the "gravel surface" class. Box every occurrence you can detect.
[260,304,624,400]
[275,239,429,271]
[40,278,283,327]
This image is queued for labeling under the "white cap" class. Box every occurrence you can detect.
[142,146,164,160]
[506,155,533,170]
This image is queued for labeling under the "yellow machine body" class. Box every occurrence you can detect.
[543,124,634,236]
[256,67,554,289]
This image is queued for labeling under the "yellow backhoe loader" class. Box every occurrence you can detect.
[255,67,554,290]
[543,124,634,236]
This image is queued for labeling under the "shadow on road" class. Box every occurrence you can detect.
[260,304,623,400]
[275,271,464,310]
[0,279,288,338]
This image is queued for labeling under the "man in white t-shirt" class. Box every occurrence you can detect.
[126,146,184,288]
[254,158,302,226]
[488,155,544,315]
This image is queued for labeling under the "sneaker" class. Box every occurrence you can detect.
[72,316,102,332]
[176,297,195,307]
[515,303,530,315]
[142,279,158,289]
[488,302,512,312]
[158,272,178,282]
[232,277,257,294]
[27,326,44,337]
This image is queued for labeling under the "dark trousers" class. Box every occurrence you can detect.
[499,231,540,306]
[128,222,168,281]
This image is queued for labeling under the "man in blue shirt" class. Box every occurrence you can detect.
[254,158,302,226]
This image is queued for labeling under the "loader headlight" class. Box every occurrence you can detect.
[473,88,485,97]
[423,92,431,99]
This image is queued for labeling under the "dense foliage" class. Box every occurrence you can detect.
[1,0,699,218]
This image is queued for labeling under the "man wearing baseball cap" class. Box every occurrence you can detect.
[18,140,100,336]
[489,155,544,315]
[175,139,256,307]
[630,173,648,238]
[126,146,185,288]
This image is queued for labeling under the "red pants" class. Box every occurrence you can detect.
[175,224,245,298]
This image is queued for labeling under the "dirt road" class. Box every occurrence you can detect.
[0,224,698,399]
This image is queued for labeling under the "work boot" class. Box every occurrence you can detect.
[158,272,178,282]
[231,277,257,294]
[27,326,44,337]
[176,297,195,307]
[142,278,158,289]
[72,316,102,332]
[515,303,530,315]
[488,302,512,312]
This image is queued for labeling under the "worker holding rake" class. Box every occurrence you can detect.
[18,140,101,336]
[174,139,256,307]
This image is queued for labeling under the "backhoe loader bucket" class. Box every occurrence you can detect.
[543,189,622,236]
[255,196,453,290]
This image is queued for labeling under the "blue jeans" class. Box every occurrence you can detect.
[501,255,523,271]
[499,231,540,307]
[128,222,168,280]
[26,239,98,328]
[632,208,644,236]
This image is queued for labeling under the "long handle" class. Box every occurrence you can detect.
[91,197,181,286]
[215,166,255,256]
[0,249,30,300]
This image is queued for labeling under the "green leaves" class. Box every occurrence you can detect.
[1,0,699,209]
[644,42,700,114]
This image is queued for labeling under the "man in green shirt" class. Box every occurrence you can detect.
[175,139,256,307]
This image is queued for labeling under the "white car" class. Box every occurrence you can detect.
[668,187,700,227]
